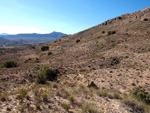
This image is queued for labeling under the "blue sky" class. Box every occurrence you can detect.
[0,0,150,34]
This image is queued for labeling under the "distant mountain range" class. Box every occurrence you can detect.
[0,31,68,47]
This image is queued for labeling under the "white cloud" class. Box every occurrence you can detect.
[0,26,51,34]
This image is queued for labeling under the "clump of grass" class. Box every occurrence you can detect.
[68,95,75,103]
[62,103,70,111]
[97,89,122,99]
[16,89,29,100]
[81,102,101,113]
[41,92,48,102]
[130,87,150,104]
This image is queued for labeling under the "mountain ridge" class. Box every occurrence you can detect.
[0,31,68,47]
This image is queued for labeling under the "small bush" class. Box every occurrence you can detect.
[36,72,47,84]
[130,87,150,104]
[108,31,116,35]
[41,46,49,51]
[4,60,17,68]
[102,31,105,34]
[118,16,122,19]
[36,67,58,84]
[143,18,148,21]
[76,39,80,43]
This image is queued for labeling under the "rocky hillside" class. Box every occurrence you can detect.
[0,7,150,113]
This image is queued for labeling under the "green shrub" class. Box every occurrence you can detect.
[36,72,47,84]
[108,31,116,35]
[41,46,49,51]
[4,60,17,68]
[36,67,58,84]
[130,87,150,104]
[76,39,80,43]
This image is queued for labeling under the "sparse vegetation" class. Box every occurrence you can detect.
[4,60,17,68]
[41,45,49,51]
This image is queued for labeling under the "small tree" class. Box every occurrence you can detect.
[4,60,17,68]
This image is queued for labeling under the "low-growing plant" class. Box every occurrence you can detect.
[62,103,70,111]
[16,89,28,100]
[4,60,17,68]
[41,45,49,51]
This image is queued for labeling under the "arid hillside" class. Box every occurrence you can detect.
[0,7,150,113]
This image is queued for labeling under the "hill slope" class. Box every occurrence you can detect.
[0,7,150,113]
